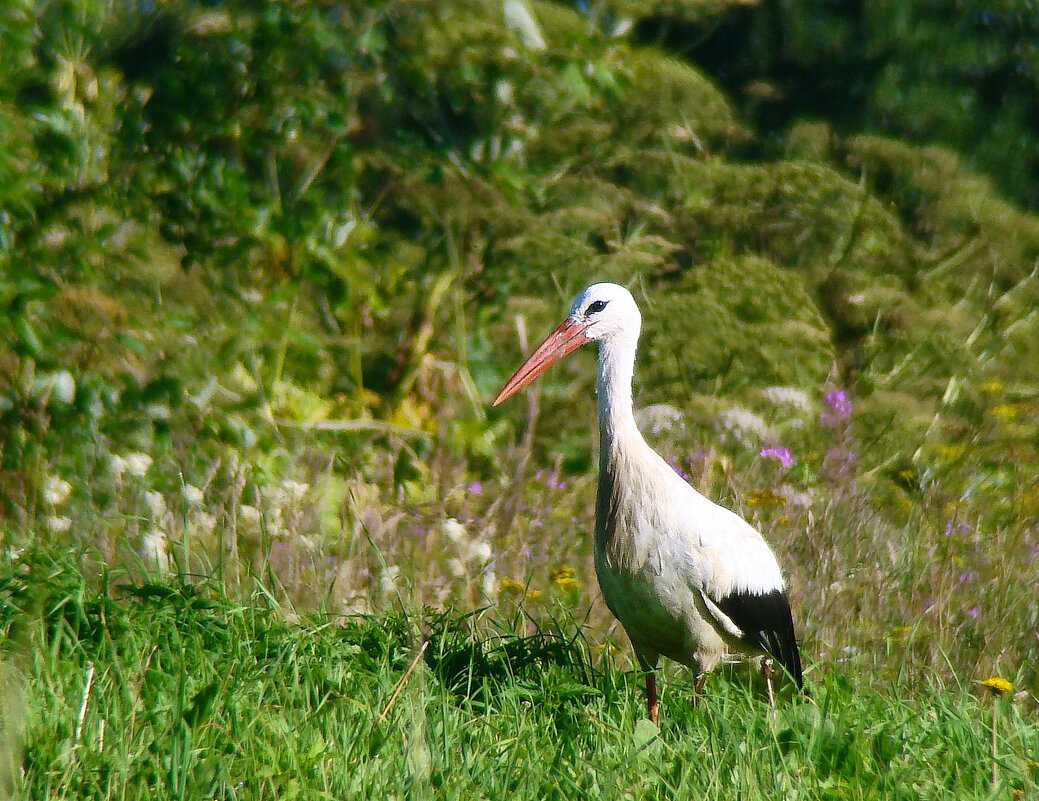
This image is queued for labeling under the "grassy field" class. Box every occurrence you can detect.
[1,549,1036,801]
[3,0,1039,797]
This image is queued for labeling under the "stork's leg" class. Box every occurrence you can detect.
[646,672,659,724]
[762,657,776,708]
[691,671,708,708]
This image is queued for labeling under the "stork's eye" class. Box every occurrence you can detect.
[586,300,608,315]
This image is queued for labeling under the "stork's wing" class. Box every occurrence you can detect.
[655,452,804,687]
[705,588,803,688]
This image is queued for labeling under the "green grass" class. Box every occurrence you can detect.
[3,1,1039,798]
[2,550,1036,800]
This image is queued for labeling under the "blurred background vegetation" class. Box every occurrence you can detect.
[1,0,1037,688]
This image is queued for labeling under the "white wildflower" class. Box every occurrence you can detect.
[124,452,153,477]
[504,0,547,51]
[145,403,171,420]
[238,504,262,534]
[636,404,685,435]
[45,515,72,534]
[469,540,493,564]
[262,484,288,509]
[43,476,72,506]
[481,568,497,600]
[281,481,309,503]
[441,518,467,544]
[264,507,285,539]
[718,407,770,442]
[143,490,167,519]
[446,558,467,578]
[192,511,217,538]
[50,371,76,404]
[109,454,127,480]
[494,79,514,105]
[778,484,816,508]
[761,386,813,413]
[379,565,401,595]
[141,529,170,573]
[182,484,204,506]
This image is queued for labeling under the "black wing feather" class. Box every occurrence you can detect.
[715,589,803,688]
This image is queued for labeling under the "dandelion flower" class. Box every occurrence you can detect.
[979,677,1013,695]
[747,489,787,508]
[989,404,1018,422]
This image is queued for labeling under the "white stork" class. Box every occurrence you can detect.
[494,282,802,722]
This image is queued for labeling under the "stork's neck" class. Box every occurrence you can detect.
[596,336,642,454]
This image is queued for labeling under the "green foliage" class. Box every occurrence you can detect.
[2,553,1038,799]
[1,10,1039,796]
[640,255,833,396]
[611,0,1039,210]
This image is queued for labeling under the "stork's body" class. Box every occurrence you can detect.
[495,283,802,720]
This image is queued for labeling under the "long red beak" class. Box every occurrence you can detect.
[493,319,590,406]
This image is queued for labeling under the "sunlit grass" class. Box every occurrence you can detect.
[2,549,1037,799]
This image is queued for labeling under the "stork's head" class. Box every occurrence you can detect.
[493,282,641,406]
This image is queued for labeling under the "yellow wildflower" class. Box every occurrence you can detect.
[500,578,526,595]
[989,404,1018,422]
[978,380,1004,394]
[550,566,576,584]
[555,578,581,592]
[747,489,787,508]
[525,589,542,601]
[937,444,965,461]
[979,677,1013,695]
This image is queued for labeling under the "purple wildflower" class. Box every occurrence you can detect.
[945,520,971,538]
[760,446,795,469]
[968,607,980,619]
[821,388,853,428]
[467,481,483,496]
[668,458,691,480]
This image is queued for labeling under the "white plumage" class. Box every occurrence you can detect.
[495,283,802,721]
